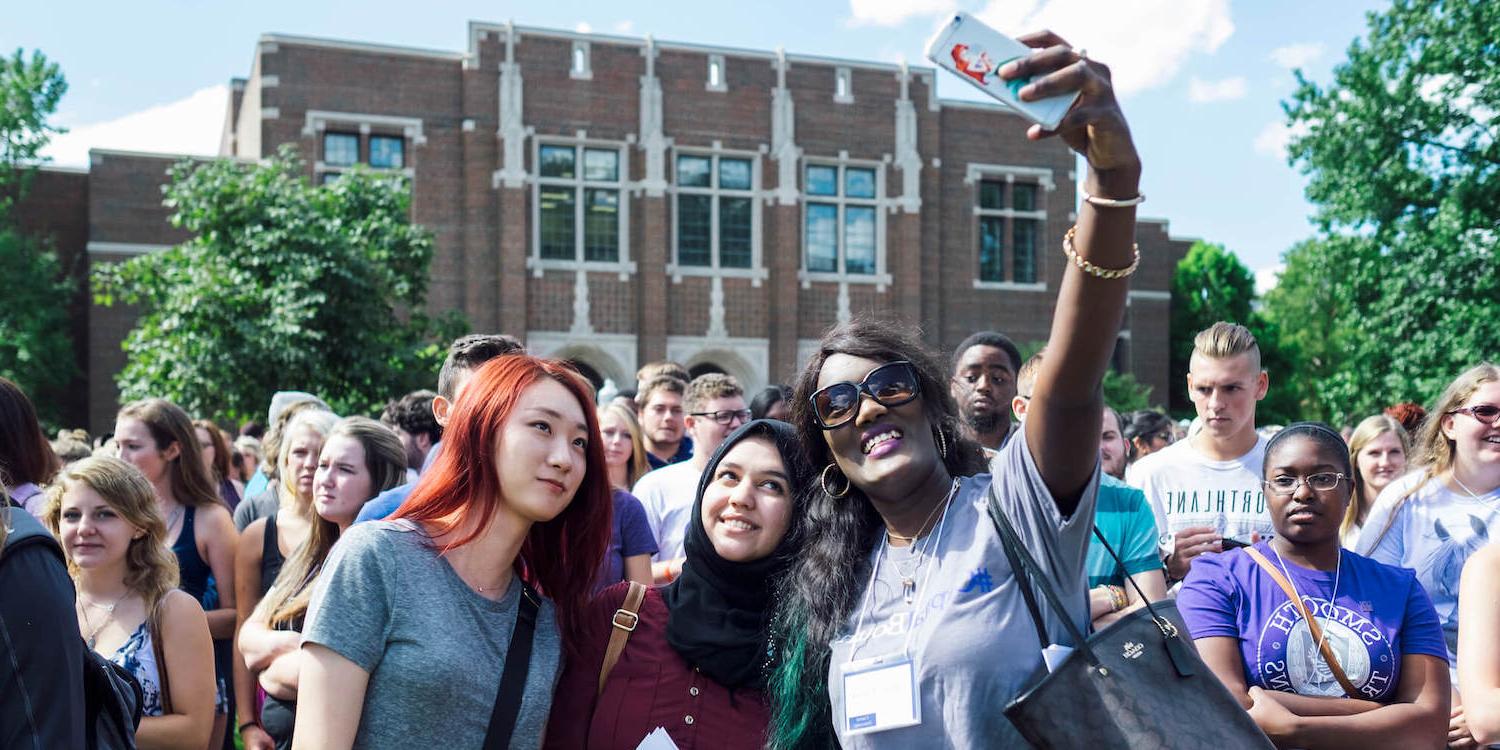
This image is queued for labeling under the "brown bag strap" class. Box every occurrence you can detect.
[149,598,174,714]
[597,581,648,696]
[1244,547,1359,698]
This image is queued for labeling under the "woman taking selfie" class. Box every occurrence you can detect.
[293,356,613,749]
[596,402,657,591]
[238,417,405,750]
[115,398,239,749]
[768,31,1138,748]
[1179,423,1449,748]
[1339,414,1409,547]
[46,456,216,749]
[546,419,811,748]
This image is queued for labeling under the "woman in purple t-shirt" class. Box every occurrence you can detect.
[1180,422,1450,748]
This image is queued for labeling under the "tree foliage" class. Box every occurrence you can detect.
[94,146,465,423]
[1018,340,1156,414]
[0,48,67,215]
[0,48,74,426]
[1265,0,1500,424]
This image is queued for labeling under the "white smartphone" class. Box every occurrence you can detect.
[924,12,1081,131]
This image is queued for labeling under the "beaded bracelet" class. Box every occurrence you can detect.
[1063,226,1139,280]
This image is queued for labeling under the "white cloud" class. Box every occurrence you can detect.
[1254,264,1284,296]
[1253,118,1311,159]
[846,0,957,27]
[1188,76,1247,102]
[973,0,1234,96]
[612,20,635,34]
[1269,42,1323,69]
[41,84,228,167]
[575,21,594,33]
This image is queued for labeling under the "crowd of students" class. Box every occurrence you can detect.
[1,33,1497,750]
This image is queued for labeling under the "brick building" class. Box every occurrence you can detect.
[22,22,1192,432]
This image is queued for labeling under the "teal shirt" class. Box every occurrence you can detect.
[1086,475,1164,588]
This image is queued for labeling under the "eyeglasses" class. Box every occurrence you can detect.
[1151,431,1175,445]
[809,361,921,430]
[1262,472,1347,496]
[689,409,752,426]
[1449,404,1500,426]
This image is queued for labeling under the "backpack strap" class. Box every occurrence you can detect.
[481,580,540,750]
[1244,546,1359,698]
[597,581,648,696]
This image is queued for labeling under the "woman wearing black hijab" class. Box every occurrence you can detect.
[545,419,810,749]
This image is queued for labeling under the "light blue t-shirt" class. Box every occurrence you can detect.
[1086,475,1164,589]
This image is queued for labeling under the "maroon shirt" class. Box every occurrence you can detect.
[544,583,771,750]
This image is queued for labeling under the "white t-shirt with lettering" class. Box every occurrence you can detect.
[1127,434,1272,549]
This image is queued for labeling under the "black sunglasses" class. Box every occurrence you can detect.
[809,361,921,430]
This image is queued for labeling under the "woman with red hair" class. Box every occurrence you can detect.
[292,355,613,749]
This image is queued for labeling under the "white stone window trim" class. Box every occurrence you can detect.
[528,137,636,280]
[798,154,892,291]
[303,111,423,182]
[706,55,727,92]
[571,41,593,80]
[834,67,854,104]
[666,145,767,286]
[968,163,1052,287]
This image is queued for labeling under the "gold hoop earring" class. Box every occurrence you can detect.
[935,426,949,460]
[821,463,850,499]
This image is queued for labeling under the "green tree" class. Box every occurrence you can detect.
[0,48,74,426]
[0,49,67,215]
[1278,0,1500,420]
[94,146,465,423]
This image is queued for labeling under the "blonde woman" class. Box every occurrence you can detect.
[597,402,657,592]
[239,417,405,749]
[233,409,338,750]
[45,456,215,750]
[1340,414,1409,547]
[115,398,238,749]
[1359,363,1500,748]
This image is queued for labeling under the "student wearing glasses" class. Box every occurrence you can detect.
[1356,364,1500,746]
[1179,422,1449,748]
[767,33,1139,748]
[632,374,751,583]
[1122,409,1175,472]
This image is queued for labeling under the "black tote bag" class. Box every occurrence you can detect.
[986,488,1274,749]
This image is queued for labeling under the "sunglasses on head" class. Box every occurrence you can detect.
[809,361,921,430]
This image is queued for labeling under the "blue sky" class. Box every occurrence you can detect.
[7,0,1388,283]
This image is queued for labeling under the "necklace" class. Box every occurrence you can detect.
[885,483,955,544]
[1452,473,1499,500]
[891,480,960,604]
[1273,546,1341,670]
[77,593,123,649]
[162,501,184,538]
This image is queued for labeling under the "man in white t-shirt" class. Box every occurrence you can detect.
[631,372,750,582]
[1127,321,1273,582]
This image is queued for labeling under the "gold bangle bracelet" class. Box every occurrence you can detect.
[1063,225,1139,280]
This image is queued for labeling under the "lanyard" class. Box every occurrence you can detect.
[847,478,960,662]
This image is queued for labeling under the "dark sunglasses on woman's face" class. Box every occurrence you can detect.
[809,361,921,430]
[1449,404,1500,426]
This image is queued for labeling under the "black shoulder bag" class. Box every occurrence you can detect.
[986,488,1274,749]
[481,579,541,750]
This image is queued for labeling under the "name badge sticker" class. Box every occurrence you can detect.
[841,654,921,736]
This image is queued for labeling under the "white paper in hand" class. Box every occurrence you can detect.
[636,727,681,750]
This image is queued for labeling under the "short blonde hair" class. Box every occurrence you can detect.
[684,373,744,412]
[1193,322,1261,370]
[1016,349,1045,399]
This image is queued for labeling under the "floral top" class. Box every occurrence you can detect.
[109,621,164,717]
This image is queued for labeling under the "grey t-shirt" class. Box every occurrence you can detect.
[233,486,279,531]
[303,520,562,749]
[827,428,1098,748]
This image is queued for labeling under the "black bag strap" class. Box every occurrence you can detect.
[984,490,1098,667]
[482,579,541,750]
